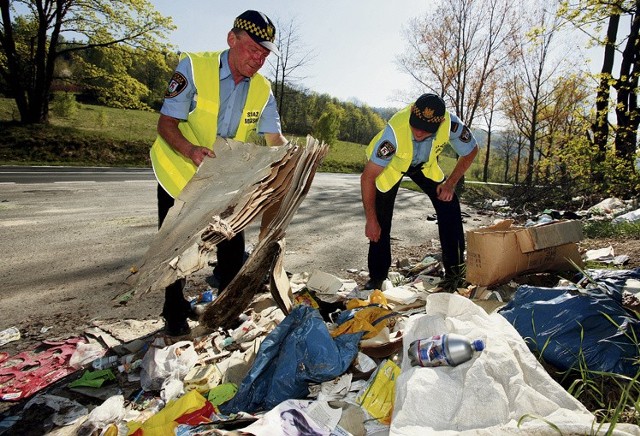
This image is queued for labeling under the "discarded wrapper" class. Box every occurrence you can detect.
[0,327,20,347]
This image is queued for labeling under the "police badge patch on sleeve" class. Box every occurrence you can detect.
[460,126,472,143]
[450,121,460,133]
[165,72,188,98]
[376,140,396,159]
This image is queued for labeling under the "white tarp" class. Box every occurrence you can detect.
[391,293,640,435]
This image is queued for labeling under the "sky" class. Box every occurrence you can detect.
[149,0,428,109]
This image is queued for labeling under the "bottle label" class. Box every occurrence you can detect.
[417,335,449,367]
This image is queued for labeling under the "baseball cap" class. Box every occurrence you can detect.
[233,10,280,57]
[409,94,446,133]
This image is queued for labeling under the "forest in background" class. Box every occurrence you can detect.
[1,0,639,206]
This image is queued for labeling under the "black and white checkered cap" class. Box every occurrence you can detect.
[234,10,280,57]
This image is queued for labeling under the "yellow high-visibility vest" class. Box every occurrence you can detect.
[366,105,451,192]
[150,51,271,198]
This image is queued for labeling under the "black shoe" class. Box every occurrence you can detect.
[363,279,384,290]
[163,278,199,322]
[165,318,191,337]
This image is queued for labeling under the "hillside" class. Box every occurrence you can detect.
[0,98,470,177]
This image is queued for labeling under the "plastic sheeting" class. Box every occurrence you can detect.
[499,268,640,376]
[221,305,363,414]
[391,293,640,435]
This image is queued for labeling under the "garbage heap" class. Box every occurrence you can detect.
[3,264,640,435]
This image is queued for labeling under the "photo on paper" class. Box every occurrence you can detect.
[241,399,334,436]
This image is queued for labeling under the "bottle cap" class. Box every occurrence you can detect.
[473,339,485,351]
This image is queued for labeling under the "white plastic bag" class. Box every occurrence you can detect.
[140,340,198,391]
[68,342,106,369]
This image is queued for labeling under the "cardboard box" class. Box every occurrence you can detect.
[466,220,584,286]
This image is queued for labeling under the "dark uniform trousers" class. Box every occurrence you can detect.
[157,184,245,321]
[368,165,465,282]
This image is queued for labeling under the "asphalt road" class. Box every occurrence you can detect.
[0,166,494,346]
[0,165,154,183]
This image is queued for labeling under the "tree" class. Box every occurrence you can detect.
[559,0,640,182]
[0,0,174,124]
[268,17,314,131]
[314,102,344,145]
[481,79,502,182]
[72,44,176,110]
[397,0,518,128]
[502,1,567,186]
[498,129,524,183]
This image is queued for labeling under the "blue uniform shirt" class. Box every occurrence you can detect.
[370,114,477,167]
[160,50,282,137]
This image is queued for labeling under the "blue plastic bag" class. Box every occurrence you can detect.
[221,305,363,413]
[499,268,640,376]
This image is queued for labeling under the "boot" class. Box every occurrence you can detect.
[161,278,197,336]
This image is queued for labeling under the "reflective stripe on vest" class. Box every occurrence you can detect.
[150,51,272,198]
[366,106,451,192]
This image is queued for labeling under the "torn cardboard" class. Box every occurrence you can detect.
[127,136,327,306]
[466,220,584,286]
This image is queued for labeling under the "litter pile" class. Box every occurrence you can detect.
[2,262,640,435]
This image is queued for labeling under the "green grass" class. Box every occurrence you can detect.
[311,138,368,173]
[1,97,159,143]
[50,104,160,143]
[0,97,490,178]
[583,220,640,239]
[0,97,370,171]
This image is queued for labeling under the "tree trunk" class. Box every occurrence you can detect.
[592,13,619,165]
[503,154,510,183]
[515,140,522,184]
[613,4,640,171]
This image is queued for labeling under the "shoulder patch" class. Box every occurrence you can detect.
[165,72,188,98]
[450,121,460,133]
[460,126,472,143]
[376,140,396,160]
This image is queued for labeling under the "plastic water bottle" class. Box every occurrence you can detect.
[408,333,485,367]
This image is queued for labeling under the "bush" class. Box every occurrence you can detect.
[51,93,79,119]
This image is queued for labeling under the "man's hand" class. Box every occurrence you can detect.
[436,180,456,202]
[437,145,478,201]
[187,145,215,166]
[365,218,382,242]
[158,114,215,166]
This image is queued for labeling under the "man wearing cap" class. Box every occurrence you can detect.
[150,10,287,336]
[360,93,478,291]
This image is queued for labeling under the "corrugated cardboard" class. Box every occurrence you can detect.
[466,220,584,286]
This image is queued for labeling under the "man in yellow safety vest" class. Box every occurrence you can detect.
[361,93,478,292]
[151,10,287,336]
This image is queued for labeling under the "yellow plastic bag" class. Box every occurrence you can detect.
[356,359,400,425]
[330,306,396,339]
[346,289,388,309]
[127,390,207,436]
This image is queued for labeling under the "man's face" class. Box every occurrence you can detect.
[228,31,271,79]
[410,125,433,142]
